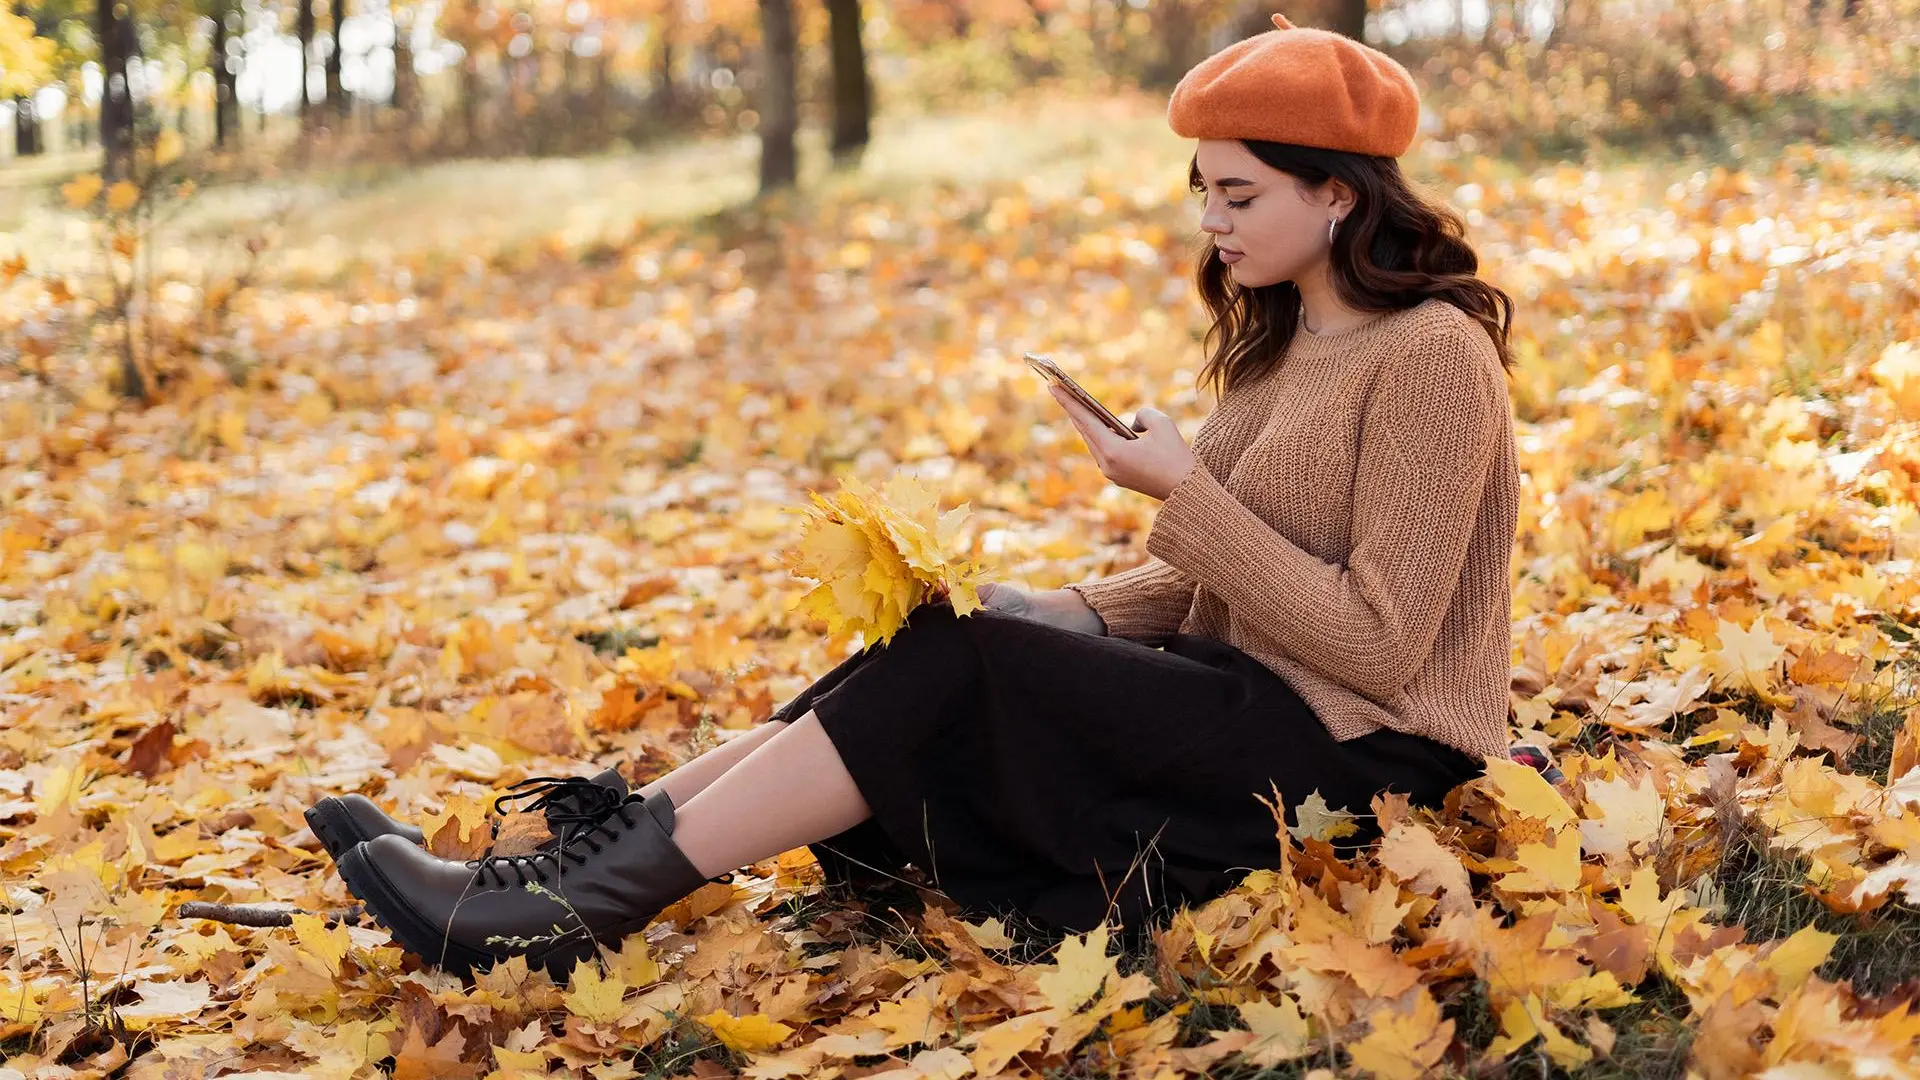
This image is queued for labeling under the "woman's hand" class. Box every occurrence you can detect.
[1047,383,1198,501]
[977,582,1036,618]
[977,583,1107,636]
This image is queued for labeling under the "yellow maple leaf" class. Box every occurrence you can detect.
[965,1011,1058,1076]
[1346,989,1453,1080]
[1483,992,1592,1069]
[0,979,47,1026]
[1757,924,1838,996]
[958,915,1015,949]
[1615,862,1692,929]
[1609,488,1674,551]
[289,913,350,978]
[1377,821,1474,916]
[1545,971,1639,1011]
[1502,825,1583,893]
[605,934,661,988]
[1036,921,1114,1013]
[1708,615,1787,697]
[697,1009,794,1054]
[1480,755,1576,827]
[782,474,988,646]
[491,1045,549,1074]
[564,959,628,1025]
[868,994,940,1049]
[1289,789,1361,842]
[1579,770,1666,860]
[1234,993,1315,1066]
[420,793,494,860]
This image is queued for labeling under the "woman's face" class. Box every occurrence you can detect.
[1192,139,1350,289]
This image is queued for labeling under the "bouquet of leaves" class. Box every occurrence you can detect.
[781,473,991,647]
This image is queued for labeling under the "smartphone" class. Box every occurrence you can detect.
[1023,352,1141,440]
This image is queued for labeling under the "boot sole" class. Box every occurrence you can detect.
[335,844,602,981]
[303,800,367,863]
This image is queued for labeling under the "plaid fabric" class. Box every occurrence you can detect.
[1507,744,1567,785]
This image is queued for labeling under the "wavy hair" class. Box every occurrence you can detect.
[1186,141,1515,400]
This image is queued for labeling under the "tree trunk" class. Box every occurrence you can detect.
[1329,0,1367,41]
[98,0,136,180]
[297,0,315,124]
[824,0,868,163]
[13,97,39,156]
[1228,0,1274,42]
[458,47,479,149]
[213,8,240,147]
[654,31,677,118]
[327,0,349,121]
[756,0,797,195]
[1146,0,1200,89]
[392,19,414,119]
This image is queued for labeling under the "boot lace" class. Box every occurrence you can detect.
[490,774,617,819]
[468,783,646,888]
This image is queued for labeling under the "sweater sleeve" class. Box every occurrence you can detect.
[1142,326,1505,701]
[1061,556,1195,644]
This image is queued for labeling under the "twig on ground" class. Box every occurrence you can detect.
[176,901,365,928]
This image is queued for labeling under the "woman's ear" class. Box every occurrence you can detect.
[1324,178,1358,218]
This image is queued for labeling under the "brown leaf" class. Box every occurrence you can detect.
[490,811,552,857]
[392,1019,477,1080]
[123,719,179,779]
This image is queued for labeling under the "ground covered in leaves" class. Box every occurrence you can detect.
[5,100,1920,1079]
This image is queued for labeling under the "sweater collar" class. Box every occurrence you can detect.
[1283,303,1414,360]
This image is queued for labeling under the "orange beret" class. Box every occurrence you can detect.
[1166,12,1422,158]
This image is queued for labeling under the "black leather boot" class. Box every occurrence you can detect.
[335,787,715,979]
[305,768,628,863]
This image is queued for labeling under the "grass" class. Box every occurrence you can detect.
[0,87,1185,285]
[1711,803,1920,1000]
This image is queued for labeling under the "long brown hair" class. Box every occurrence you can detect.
[1186,141,1515,400]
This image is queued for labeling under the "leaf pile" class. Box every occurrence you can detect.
[3,132,1920,1078]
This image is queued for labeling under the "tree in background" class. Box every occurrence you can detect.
[324,0,348,123]
[756,0,795,194]
[824,0,869,165]
[96,0,137,179]
[208,0,240,147]
[296,0,314,126]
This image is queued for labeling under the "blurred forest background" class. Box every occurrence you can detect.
[2,0,1916,178]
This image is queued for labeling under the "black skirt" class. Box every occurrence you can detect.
[766,600,1485,937]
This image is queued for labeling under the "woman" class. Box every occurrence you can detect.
[310,12,1526,980]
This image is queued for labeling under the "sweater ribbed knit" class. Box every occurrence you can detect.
[1064,297,1518,761]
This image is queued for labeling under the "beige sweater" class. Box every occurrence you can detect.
[1064,297,1517,761]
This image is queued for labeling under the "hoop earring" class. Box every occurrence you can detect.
[1328,217,1340,245]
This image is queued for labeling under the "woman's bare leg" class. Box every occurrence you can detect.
[668,708,871,880]
[634,719,790,806]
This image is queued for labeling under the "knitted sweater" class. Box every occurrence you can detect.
[1064,297,1518,761]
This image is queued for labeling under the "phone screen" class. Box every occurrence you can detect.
[1023,353,1140,440]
